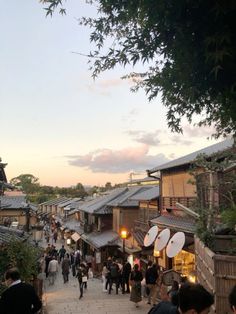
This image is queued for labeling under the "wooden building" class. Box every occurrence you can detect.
[0,194,38,231]
[147,138,234,279]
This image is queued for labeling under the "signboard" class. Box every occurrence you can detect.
[95,251,101,264]
[71,232,80,242]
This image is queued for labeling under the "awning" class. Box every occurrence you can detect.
[81,230,120,249]
[132,230,146,247]
[71,232,80,242]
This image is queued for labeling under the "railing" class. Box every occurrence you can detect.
[162,196,196,210]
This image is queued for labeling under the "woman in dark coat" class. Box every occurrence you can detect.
[130,264,143,308]
[61,254,70,283]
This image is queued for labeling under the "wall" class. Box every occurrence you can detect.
[162,170,196,197]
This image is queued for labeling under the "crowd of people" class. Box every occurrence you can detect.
[1,263,236,314]
[0,218,235,313]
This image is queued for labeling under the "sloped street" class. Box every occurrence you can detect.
[41,238,151,314]
[43,274,150,314]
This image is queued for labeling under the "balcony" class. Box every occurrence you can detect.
[162,197,196,211]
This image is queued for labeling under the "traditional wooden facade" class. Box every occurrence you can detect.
[0,194,38,230]
[147,138,234,280]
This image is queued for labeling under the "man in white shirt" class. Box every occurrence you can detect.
[48,256,59,285]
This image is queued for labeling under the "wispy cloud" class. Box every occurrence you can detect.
[86,78,130,95]
[170,135,193,146]
[66,145,169,173]
[126,130,161,146]
[183,125,216,138]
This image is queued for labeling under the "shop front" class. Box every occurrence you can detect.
[151,213,196,282]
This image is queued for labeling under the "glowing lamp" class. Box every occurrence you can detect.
[120,228,128,239]
[154,249,160,257]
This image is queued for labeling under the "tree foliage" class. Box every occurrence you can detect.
[9,173,89,203]
[40,0,236,138]
[0,238,41,295]
[190,146,236,247]
[10,174,40,194]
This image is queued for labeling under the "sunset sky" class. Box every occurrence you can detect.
[0,0,223,187]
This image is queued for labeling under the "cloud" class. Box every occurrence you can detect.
[86,78,130,95]
[183,125,216,138]
[170,135,193,146]
[66,145,169,173]
[126,128,195,146]
[126,130,161,146]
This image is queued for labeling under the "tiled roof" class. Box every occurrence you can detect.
[79,188,128,214]
[39,197,69,206]
[63,219,83,234]
[58,198,81,208]
[107,186,151,207]
[149,138,234,173]
[81,230,120,249]
[151,213,195,234]
[0,225,29,244]
[130,186,159,201]
[0,195,27,209]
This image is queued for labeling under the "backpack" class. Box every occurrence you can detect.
[110,263,118,278]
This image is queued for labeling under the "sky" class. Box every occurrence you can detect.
[0,0,223,187]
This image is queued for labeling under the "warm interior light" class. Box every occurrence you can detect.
[188,271,196,283]
[120,228,128,239]
[153,249,160,257]
[66,238,71,245]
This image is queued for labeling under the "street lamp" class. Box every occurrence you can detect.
[120,227,128,254]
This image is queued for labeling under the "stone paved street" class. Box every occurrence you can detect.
[44,274,151,314]
[41,238,151,314]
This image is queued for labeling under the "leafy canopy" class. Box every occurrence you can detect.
[41,0,236,138]
[0,238,41,295]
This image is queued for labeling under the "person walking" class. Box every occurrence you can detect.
[145,261,159,306]
[53,230,58,244]
[116,259,123,291]
[58,245,66,263]
[108,258,119,295]
[48,256,59,285]
[105,256,112,290]
[102,262,108,292]
[122,259,131,294]
[70,252,76,277]
[0,268,42,314]
[61,253,70,283]
[44,253,52,278]
[130,264,143,308]
[76,263,87,299]
[74,248,81,267]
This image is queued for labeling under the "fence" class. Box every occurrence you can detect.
[195,236,236,314]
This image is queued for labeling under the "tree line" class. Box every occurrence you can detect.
[9,174,122,204]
